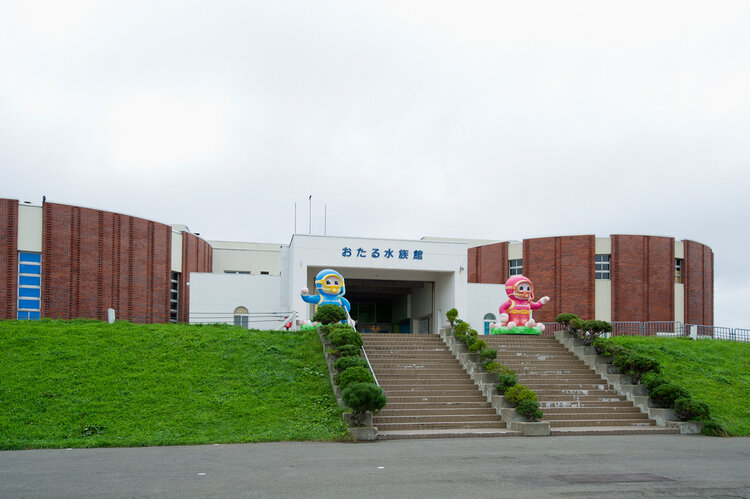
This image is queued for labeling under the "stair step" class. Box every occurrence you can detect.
[374,421,508,431]
[544,419,657,427]
[377,428,522,440]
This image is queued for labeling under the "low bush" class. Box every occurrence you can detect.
[496,374,517,394]
[335,366,375,390]
[312,304,348,325]
[335,345,360,357]
[454,322,469,337]
[649,382,689,407]
[516,399,544,421]
[468,339,487,353]
[673,397,710,421]
[446,308,458,327]
[341,383,387,426]
[328,328,363,348]
[504,384,537,404]
[579,320,613,346]
[334,356,369,372]
[612,352,660,383]
[479,348,497,363]
[641,372,667,392]
[463,334,477,348]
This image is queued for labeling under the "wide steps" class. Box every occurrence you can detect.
[377,428,522,440]
[374,421,508,432]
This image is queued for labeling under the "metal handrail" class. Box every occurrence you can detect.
[360,345,380,387]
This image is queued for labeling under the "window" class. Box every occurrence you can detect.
[675,258,683,283]
[170,272,179,323]
[234,306,249,328]
[595,254,610,280]
[17,252,41,320]
[224,270,251,274]
[509,259,523,276]
[260,271,270,275]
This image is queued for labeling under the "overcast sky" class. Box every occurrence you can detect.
[1,1,748,328]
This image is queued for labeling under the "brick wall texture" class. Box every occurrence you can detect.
[684,240,714,326]
[178,231,213,323]
[0,198,19,319]
[41,202,173,323]
[468,242,508,284]
[611,235,674,323]
[522,235,595,323]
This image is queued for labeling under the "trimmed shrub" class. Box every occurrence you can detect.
[516,399,544,421]
[342,383,386,413]
[334,356,369,372]
[454,322,469,337]
[579,320,613,346]
[504,384,537,404]
[496,374,517,394]
[479,348,497,363]
[312,304,347,325]
[673,397,710,421]
[336,344,360,357]
[612,352,660,383]
[328,328,363,348]
[555,312,579,325]
[468,339,487,353]
[641,372,667,392]
[336,366,375,390]
[649,382,689,407]
[446,308,458,327]
[463,334,477,348]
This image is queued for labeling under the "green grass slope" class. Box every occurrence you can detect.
[608,336,750,436]
[0,320,347,450]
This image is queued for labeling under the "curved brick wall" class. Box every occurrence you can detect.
[42,202,174,323]
[684,240,714,326]
[179,231,213,323]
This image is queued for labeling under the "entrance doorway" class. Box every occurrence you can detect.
[345,278,433,334]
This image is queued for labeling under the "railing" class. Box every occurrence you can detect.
[360,345,380,387]
[189,311,298,330]
[540,320,748,343]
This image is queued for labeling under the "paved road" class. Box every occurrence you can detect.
[2,435,749,498]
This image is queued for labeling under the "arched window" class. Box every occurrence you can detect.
[234,306,249,328]
[483,313,496,335]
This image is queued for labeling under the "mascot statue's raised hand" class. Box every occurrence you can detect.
[491,275,549,335]
[301,269,354,326]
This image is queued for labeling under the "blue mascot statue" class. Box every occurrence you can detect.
[301,269,354,326]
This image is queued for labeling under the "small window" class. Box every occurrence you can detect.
[675,258,683,283]
[483,313,496,335]
[234,306,249,328]
[260,271,270,275]
[509,259,523,276]
[595,254,610,279]
[170,272,180,323]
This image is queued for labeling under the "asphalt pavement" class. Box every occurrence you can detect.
[2,435,749,498]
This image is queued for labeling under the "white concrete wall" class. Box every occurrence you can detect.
[188,273,283,329]
[410,282,433,333]
[17,204,42,252]
[595,280,612,322]
[508,242,522,261]
[468,283,507,334]
[595,237,611,254]
[171,229,183,273]
[675,283,684,324]
[210,241,282,275]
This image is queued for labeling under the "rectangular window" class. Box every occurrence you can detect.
[595,254,610,279]
[18,252,42,320]
[170,272,180,323]
[675,258,683,283]
[509,259,523,276]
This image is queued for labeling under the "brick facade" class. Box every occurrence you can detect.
[611,235,674,323]
[178,231,213,323]
[41,202,173,323]
[468,242,508,284]
[522,235,595,323]
[684,240,714,326]
[0,198,19,319]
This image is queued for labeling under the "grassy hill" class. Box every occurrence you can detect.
[608,336,750,436]
[0,320,347,450]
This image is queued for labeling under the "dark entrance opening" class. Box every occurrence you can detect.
[345,279,431,334]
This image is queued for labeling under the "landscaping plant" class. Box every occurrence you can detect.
[312,304,348,325]
[341,383,387,427]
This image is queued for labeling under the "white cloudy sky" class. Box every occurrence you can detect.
[1,1,748,328]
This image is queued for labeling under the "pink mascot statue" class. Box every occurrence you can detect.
[491,275,550,334]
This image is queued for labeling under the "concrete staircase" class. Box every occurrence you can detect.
[483,335,679,436]
[361,333,521,440]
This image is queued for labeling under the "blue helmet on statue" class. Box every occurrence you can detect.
[314,269,346,297]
